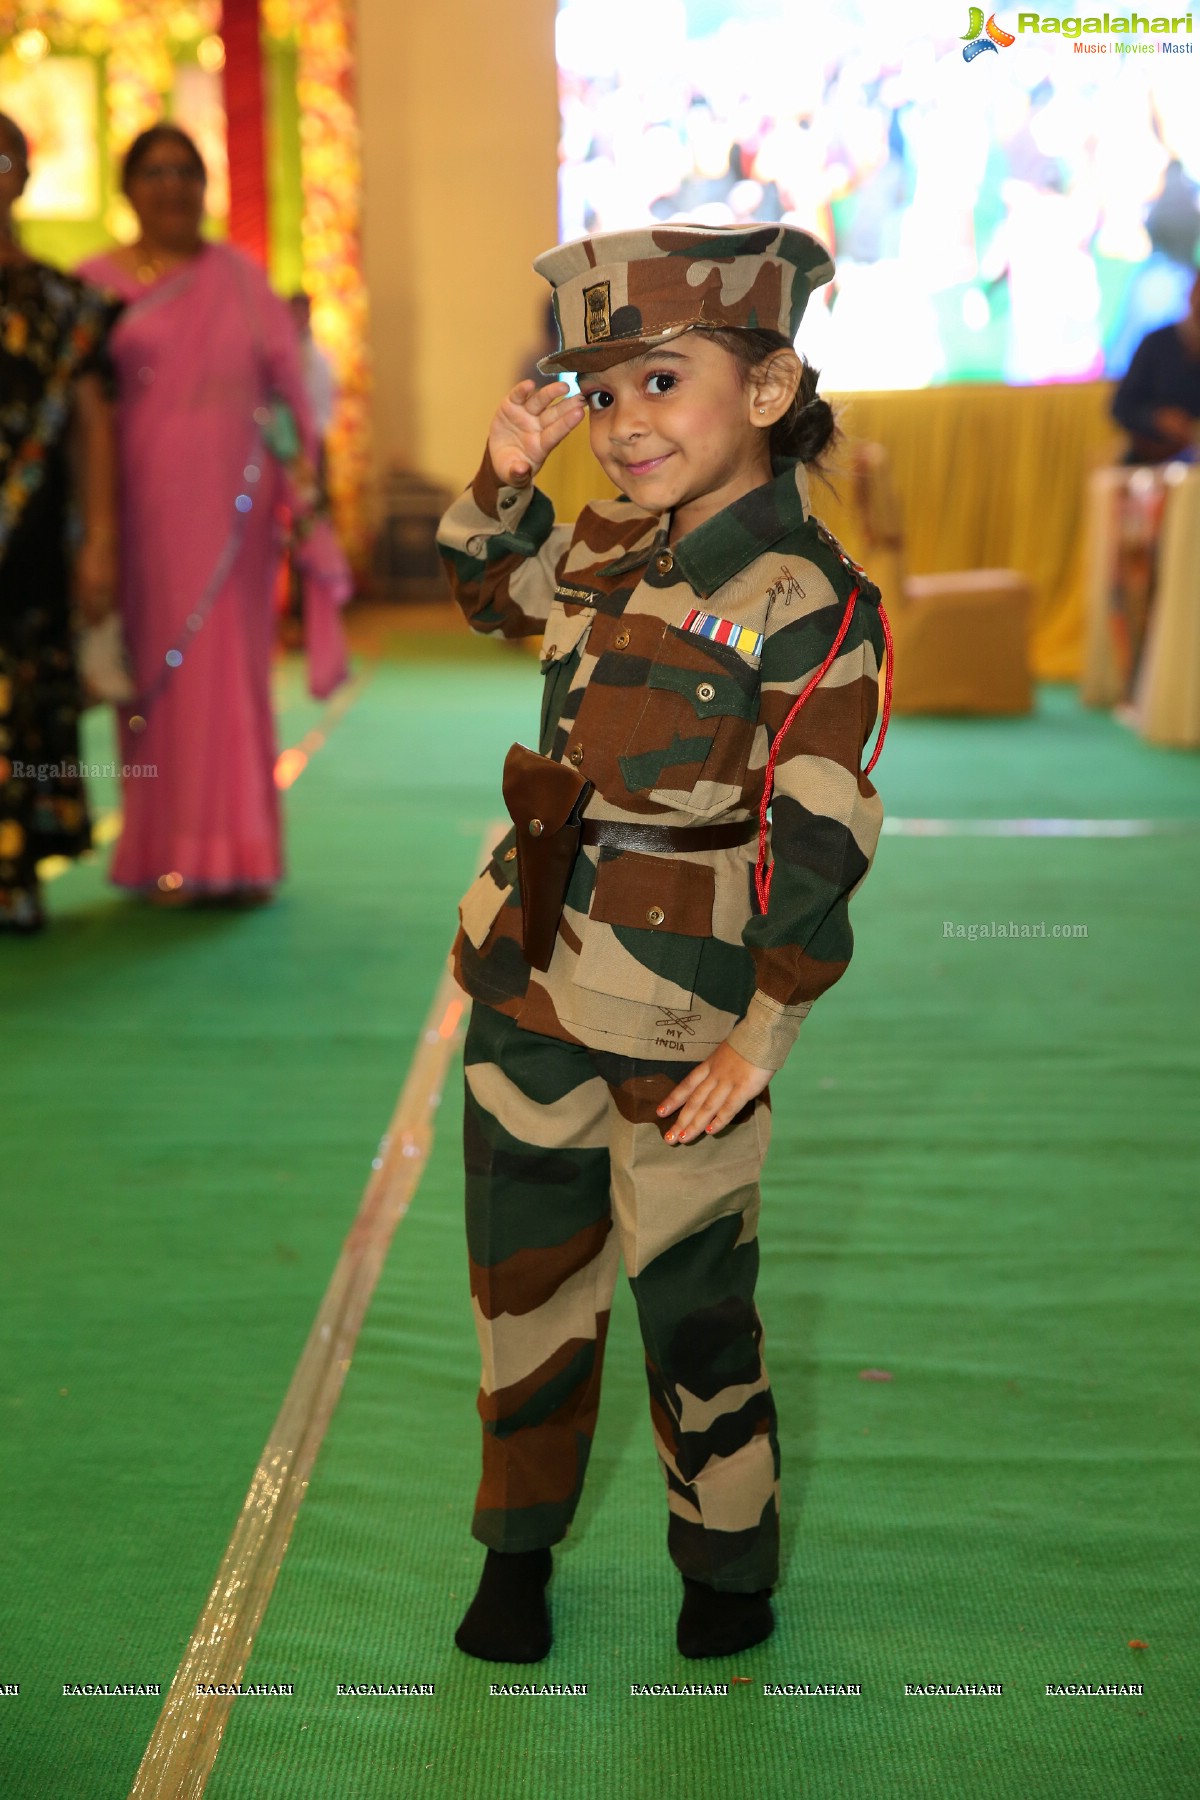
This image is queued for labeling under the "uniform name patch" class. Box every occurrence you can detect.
[680,609,763,659]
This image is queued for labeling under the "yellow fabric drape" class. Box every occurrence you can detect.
[539,383,1124,680]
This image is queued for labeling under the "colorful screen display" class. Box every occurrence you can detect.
[555,0,1200,387]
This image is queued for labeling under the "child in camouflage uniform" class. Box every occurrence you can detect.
[438,224,888,1664]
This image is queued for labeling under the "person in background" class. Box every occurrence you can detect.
[78,125,315,905]
[276,291,337,647]
[1112,269,1200,465]
[0,112,117,933]
[287,290,336,493]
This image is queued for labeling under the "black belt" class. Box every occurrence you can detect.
[580,818,757,853]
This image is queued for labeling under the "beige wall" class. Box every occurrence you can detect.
[356,0,560,497]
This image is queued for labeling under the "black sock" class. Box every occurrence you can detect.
[676,1577,774,1659]
[454,1547,553,1664]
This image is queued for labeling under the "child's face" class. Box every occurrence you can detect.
[575,332,771,533]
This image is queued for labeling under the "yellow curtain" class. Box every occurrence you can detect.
[539,382,1124,680]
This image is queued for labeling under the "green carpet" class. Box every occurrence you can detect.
[195,686,1193,1800]
[3,672,1197,1797]
[0,642,542,1798]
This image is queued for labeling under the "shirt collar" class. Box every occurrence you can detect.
[589,460,812,593]
[668,459,811,601]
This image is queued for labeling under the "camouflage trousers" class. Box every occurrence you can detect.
[463,1001,780,1593]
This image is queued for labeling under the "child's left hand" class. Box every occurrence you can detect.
[657,1041,772,1144]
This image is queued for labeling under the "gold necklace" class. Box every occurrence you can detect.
[135,244,187,284]
[134,245,199,285]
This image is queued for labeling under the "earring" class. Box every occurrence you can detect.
[757,406,766,414]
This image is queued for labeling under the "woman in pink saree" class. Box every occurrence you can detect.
[80,125,320,902]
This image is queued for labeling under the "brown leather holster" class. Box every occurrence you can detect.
[501,742,594,972]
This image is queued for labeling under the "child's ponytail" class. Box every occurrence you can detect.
[774,356,837,467]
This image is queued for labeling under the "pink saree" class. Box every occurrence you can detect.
[77,243,317,893]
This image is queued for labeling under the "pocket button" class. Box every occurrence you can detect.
[615,630,630,649]
[696,681,716,703]
[646,905,666,926]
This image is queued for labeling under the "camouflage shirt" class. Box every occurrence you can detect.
[438,451,885,1073]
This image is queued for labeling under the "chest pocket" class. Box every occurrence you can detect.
[539,600,595,756]
[619,625,760,817]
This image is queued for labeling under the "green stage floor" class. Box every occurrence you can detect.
[2,657,1197,1799]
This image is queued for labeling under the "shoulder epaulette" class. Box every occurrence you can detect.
[805,516,881,606]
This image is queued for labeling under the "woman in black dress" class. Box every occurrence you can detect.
[0,112,118,932]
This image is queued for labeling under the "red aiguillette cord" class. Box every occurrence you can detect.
[754,593,893,913]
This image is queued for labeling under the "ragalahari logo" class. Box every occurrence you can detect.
[962,7,1016,57]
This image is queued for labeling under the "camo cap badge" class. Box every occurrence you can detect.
[534,222,835,375]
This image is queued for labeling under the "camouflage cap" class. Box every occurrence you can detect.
[533,223,834,376]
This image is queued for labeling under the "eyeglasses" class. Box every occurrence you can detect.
[131,164,205,185]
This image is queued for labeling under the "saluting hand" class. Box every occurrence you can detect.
[657,1040,772,1145]
[488,379,585,488]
